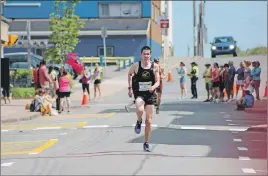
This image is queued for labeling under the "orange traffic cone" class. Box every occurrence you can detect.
[233,81,237,94]
[264,81,268,97]
[167,71,173,82]
[81,89,88,105]
[223,89,227,97]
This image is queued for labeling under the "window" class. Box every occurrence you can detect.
[98,47,114,57]
[100,4,109,16]
[6,54,27,66]
[35,48,43,57]
[99,2,141,18]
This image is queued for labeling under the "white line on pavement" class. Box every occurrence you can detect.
[229,128,247,131]
[242,168,256,174]
[239,156,251,160]
[180,126,206,130]
[226,119,232,121]
[1,130,9,132]
[233,138,242,142]
[83,125,110,128]
[237,147,248,151]
[131,124,158,127]
[1,162,15,167]
[33,127,62,130]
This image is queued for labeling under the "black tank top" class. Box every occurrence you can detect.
[135,61,155,93]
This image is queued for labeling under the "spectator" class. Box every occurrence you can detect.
[235,61,245,97]
[80,67,91,101]
[226,61,236,102]
[187,62,199,99]
[93,64,102,100]
[251,61,261,100]
[177,62,187,99]
[203,63,212,102]
[59,69,72,114]
[211,63,220,103]
[236,88,254,111]
[33,64,40,90]
[39,60,52,89]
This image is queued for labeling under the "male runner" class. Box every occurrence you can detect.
[128,46,160,152]
[153,58,166,114]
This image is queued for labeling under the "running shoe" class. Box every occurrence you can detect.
[134,119,142,134]
[143,142,151,152]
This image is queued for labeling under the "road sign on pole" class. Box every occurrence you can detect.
[101,27,107,79]
[160,19,169,29]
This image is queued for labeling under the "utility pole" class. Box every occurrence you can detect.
[0,1,3,58]
[27,20,31,68]
[193,1,197,56]
[202,1,206,57]
[187,45,190,57]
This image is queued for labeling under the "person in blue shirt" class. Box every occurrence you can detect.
[251,61,261,100]
[236,90,254,111]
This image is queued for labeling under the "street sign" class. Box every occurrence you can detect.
[160,19,169,28]
[101,27,107,38]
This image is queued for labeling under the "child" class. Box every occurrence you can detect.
[236,89,254,111]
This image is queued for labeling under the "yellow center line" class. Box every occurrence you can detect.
[1,139,58,155]
[30,139,58,154]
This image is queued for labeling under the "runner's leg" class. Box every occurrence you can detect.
[134,97,145,134]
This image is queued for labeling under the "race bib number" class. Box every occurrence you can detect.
[139,82,152,91]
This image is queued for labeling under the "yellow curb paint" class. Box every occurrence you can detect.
[1,122,88,131]
[77,122,87,127]
[1,140,47,144]
[1,151,32,155]
[30,139,58,154]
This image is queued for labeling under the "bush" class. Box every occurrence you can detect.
[11,69,33,79]
[11,87,35,99]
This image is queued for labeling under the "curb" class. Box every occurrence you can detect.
[1,113,40,124]
[246,125,267,132]
[245,108,267,113]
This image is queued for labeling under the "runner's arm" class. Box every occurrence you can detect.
[152,64,160,90]
[128,63,137,88]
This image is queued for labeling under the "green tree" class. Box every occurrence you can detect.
[45,0,85,64]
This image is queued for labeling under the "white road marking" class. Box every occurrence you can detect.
[242,168,256,174]
[1,130,9,132]
[233,138,242,142]
[180,126,206,130]
[131,124,158,127]
[239,156,251,160]
[59,133,68,135]
[1,162,15,167]
[83,125,110,128]
[229,128,247,131]
[28,152,38,155]
[33,127,62,130]
[226,119,232,121]
[237,147,248,151]
[228,124,237,126]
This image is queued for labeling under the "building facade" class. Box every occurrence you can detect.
[3,1,164,61]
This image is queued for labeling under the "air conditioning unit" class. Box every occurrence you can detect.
[39,40,48,46]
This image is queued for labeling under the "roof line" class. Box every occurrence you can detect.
[9,30,148,36]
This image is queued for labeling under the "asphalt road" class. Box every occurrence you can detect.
[1,56,267,175]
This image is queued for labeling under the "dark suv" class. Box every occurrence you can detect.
[210,36,238,58]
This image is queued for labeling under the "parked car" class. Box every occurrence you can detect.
[210,36,238,58]
[4,52,43,68]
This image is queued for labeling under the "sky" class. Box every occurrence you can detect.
[172,1,267,57]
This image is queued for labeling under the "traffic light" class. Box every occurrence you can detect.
[3,34,19,47]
